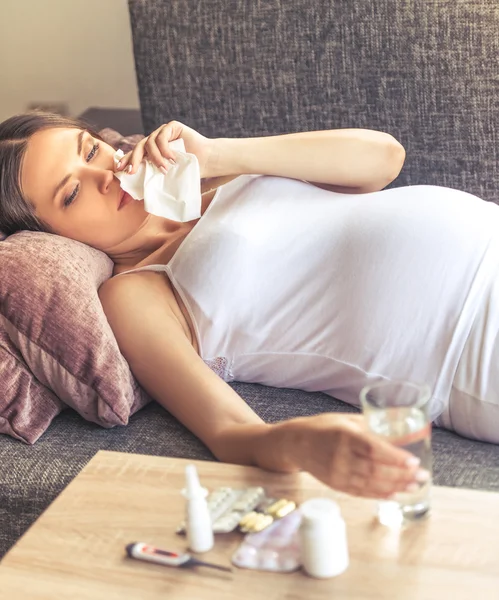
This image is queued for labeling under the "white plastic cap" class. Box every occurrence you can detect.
[185,464,200,495]
[182,464,208,500]
[299,498,349,578]
[300,498,341,525]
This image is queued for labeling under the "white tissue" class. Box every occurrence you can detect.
[113,138,201,222]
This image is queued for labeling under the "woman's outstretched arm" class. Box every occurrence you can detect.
[99,271,423,498]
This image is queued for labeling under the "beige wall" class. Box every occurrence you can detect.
[0,0,140,122]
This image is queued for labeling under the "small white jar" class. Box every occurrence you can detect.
[299,498,349,579]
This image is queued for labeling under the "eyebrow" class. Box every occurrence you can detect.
[52,130,85,203]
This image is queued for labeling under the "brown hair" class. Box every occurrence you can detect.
[0,110,103,236]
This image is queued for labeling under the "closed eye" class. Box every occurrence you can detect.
[63,142,100,207]
[86,142,99,162]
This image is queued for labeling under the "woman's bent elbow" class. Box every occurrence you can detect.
[363,136,406,193]
[386,136,406,183]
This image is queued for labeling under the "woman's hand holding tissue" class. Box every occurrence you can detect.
[114,120,216,179]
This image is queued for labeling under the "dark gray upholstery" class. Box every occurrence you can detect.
[129,0,499,203]
[2,0,499,559]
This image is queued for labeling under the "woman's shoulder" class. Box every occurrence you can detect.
[99,269,180,330]
[100,267,198,351]
[100,268,179,321]
[101,267,173,306]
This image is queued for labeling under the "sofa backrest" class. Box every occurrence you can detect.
[128,0,499,202]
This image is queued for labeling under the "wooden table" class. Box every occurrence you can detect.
[0,450,498,599]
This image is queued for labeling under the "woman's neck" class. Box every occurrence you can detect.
[109,214,189,271]
[107,179,236,272]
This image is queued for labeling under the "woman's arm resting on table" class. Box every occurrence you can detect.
[99,272,424,498]
[209,128,406,193]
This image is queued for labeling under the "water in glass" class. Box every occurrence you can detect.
[367,405,432,524]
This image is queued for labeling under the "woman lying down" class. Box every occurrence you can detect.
[1,111,498,500]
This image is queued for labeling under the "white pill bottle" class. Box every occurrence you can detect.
[299,498,349,579]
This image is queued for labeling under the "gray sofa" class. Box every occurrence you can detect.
[2,0,499,560]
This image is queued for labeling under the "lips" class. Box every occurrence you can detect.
[118,190,133,210]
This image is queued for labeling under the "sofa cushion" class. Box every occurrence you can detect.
[0,129,150,444]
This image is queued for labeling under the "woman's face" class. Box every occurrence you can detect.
[20,127,148,251]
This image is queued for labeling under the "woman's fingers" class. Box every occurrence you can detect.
[348,458,429,498]
[115,138,147,175]
[155,123,183,161]
[330,455,426,499]
[291,413,431,500]
[323,418,430,498]
[355,430,420,467]
[114,121,185,175]
[144,128,173,172]
[115,150,132,172]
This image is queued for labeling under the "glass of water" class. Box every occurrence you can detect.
[359,380,432,526]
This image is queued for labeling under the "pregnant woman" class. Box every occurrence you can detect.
[2,111,498,499]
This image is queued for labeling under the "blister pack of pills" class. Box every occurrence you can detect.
[238,498,297,533]
[231,509,303,573]
[176,487,266,534]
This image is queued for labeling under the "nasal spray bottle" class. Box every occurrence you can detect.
[182,465,214,553]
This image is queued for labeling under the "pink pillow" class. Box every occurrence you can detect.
[0,129,150,443]
[0,327,65,443]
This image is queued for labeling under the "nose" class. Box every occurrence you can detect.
[95,166,116,195]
